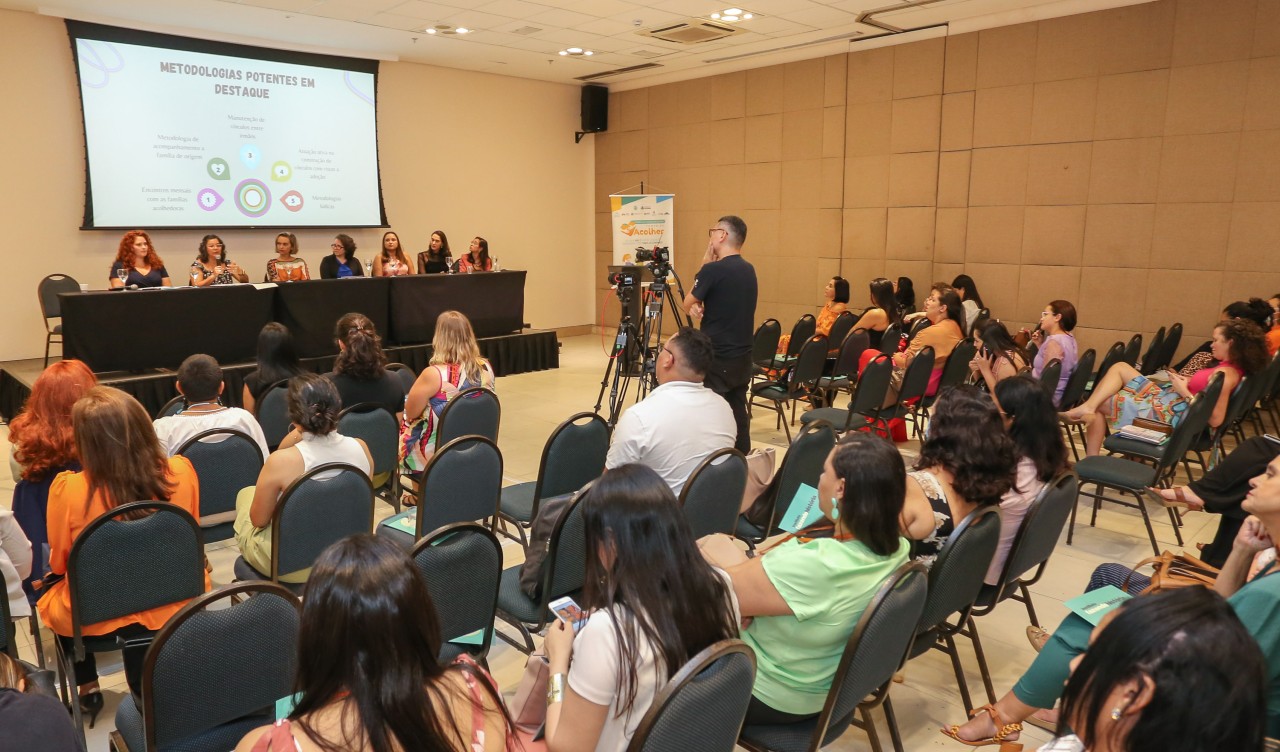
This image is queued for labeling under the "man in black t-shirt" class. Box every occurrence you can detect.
[684,215,758,452]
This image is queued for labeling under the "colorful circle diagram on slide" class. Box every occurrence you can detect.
[207,157,230,180]
[271,161,292,181]
[234,179,271,218]
[197,188,224,212]
[280,190,304,212]
[239,143,261,170]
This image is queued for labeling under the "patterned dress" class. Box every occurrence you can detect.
[908,469,955,569]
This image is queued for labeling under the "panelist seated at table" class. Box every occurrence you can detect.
[319,234,365,279]
[371,231,412,277]
[188,234,248,286]
[265,232,309,283]
[455,236,493,273]
[108,230,171,288]
[417,229,453,274]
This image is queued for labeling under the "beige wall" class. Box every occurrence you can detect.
[595,0,1280,361]
[0,8,595,362]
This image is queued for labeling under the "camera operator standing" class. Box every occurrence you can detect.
[684,215,757,453]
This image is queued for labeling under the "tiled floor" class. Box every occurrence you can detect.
[1,334,1223,750]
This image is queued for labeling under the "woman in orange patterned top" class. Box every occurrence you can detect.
[776,276,850,355]
[37,386,207,725]
[266,233,310,282]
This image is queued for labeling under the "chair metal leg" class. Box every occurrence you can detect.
[860,706,884,752]
[1132,489,1161,555]
[1067,486,1079,546]
[44,335,51,368]
[30,614,46,669]
[965,616,997,706]
[494,612,536,654]
[1019,582,1040,628]
[883,696,906,752]
[943,633,975,715]
[1090,484,1102,528]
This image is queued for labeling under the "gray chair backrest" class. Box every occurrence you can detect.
[144,583,301,750]
[273,463,374,578]
[337,403,399,480]
[1156,323,1183,372]
[39,274,80,320]
[679,449,748,538]
[833,330,870,380]
[68,502,206,658]
[412,523,502,658]
[849,355,893,417]
[916,506,1002,635]
[541,485,590,603]
[879,324,902,355]
[536,412,611,502]
[992,473,1079,596]
[417,436,503,536]
[1038,358,1063,399]
[436,386,500,447]
[785,315,817,357]
[817,562,929,747]
[936,339,976,394]
[386,363,417,394]
[176,429,265,525]
[763,421,837,532]
[626,640,756,752]
[255,379,293,449]
[1160,372,1226,473]
[1093,341,1126,384]
[155,396,186,419]
[752,319,782,365]
[788,335,829,395]
[1057,348,1096,411]
[1121,333,1143,367]
[897,346,935,403]
[825,312,859,354]
[1139,327,1167,376]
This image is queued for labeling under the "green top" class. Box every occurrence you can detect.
[742,535,910,715]
[1229,567,1280,737]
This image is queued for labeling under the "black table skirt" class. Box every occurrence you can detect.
[388,272,527,345]
[274,277,391,358]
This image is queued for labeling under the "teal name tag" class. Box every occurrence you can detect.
[778,483,822,533]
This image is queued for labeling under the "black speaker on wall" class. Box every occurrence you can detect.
[577,85,608,142]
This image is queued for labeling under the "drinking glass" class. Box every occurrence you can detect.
[116,268,128,287]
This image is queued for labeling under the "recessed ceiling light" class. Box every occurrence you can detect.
[711,7,754,21]
[425,28,436,34]
[456,27,470,34]
[558,47,595,57]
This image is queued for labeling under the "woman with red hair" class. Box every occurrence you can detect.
[108,230,171,288]
[7,360,97,607]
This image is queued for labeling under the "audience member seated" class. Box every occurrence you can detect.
[0,652,83,752]
[234,375,372,584]
[325,313,405,416]
[235,534,513,752]
[895,276,916,316]
[985,376,1068,586]
[417,230,453,274]
[38,387,207,720]
[7,360,96,603]
[1268,293,1280,357]
[951,274,985,334]
[108,230,171,288]
[372,230,412,276]
[265,233,309,282]
[152,354,269,458]
[0,509,31,640]
[242,322,305,414]
[319,233,364,279]
[945,454,1280,746]
[885,284,965,405]
[1028,300,1078,406]
[855,277,903,352]
[970,321,1030,392]
[1066,319,1267,456]
[699,433,909,724]
[456,236,493,273]
[399,311,495,500]
[1178,298,1273,376]
[544,465,738,751]
[776,276,850,355]
[901,386,1016,567]
[188,234,247,286]
[605,327,735,496]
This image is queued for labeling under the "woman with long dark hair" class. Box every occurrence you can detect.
[951,274,985,333]
[970,320,1029,392]
[372,231,412,277]
[699,433,910,724]
[775,276,850,355]
[417,230,453,274]
[242,322,305,413]
[189,234,247,286]
[985,375,1067,586]
[38,387,206,722]
[885,284,966,405]
[901,386,1017,567]
[544,465,738,751]
[854,277,901,350]
[326,313,404,416]
[457,237,492,273]
[236,535,513,752]
[895,276,916,315]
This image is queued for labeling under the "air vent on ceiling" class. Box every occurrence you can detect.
[640,18,741,45]
[629,48,667,59]
[511,26,542,35]
[576,62,663,81]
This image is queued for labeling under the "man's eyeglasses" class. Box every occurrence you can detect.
[707,228,727,238]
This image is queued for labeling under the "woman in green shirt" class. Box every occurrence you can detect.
[700,432,910,723]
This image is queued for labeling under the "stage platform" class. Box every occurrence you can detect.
[0,329,559,421]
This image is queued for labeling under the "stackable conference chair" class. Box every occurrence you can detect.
[38,273,79,367]
[627,640,756,752]
[878,324,903,356]
[824,311,859,358]
[498,412,609,548]
[802,353,894,437]
[175,428,264,543]
[750,319,783,385]
[772,314,817,372]
[385,362,417,394]
[1154,323,1183,374]
[887,346,934,439]
[254,379,292,450]
[435,386,500,447]
[411,523,503,662]
[1121,333,1143,368]
[917,340,976,427]
[679,448,748,538]
[109,582,300,752]
[816,329,870,406]
[154,396,186,419]
[739,563,928,752]
[735,420,835,546]
[750,335,828,442]
[1057,348,1096,461]
[1037,358,1062,401]
[381,436,503,546]
[337,402,400,508]
[1138,326,1167,376]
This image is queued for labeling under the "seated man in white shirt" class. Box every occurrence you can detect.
[153,354,270,459]
[606,327,736,496]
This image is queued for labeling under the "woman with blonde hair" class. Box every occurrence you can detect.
[398,311,495,505]
[266,233,309,282]
[37,387,206,724]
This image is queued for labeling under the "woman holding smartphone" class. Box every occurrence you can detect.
[543,465,739,752]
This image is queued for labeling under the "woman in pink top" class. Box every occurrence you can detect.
[1066,319,1268,456]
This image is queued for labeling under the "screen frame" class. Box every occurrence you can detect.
[66,19,389,231]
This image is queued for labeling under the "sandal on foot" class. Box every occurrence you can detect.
[940,704,1023,750]
[1025,626,1050,653]
[1147,486,1202,512]
[1024,707,1059,733]
[400,491,418,508]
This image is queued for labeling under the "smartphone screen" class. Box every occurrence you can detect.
[548,596,588,634]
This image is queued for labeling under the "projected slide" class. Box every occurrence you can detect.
[72,28,381,228]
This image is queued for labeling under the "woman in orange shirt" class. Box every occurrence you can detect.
[37,386,206,725]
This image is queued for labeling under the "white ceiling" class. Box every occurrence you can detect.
[11,0,1154,88]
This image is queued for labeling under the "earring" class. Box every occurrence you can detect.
[829,502,840,521]
[1110,708,1122,721]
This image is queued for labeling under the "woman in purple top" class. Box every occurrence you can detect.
[1029,299,1078,407]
